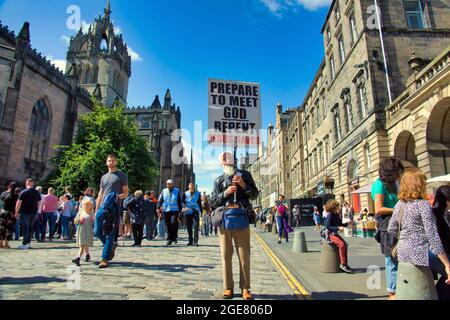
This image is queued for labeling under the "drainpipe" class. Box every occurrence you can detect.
[374,0,393,104]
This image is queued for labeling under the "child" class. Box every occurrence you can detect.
[72,200,94,266]
[324,199,355,274]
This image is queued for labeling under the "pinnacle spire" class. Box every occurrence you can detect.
[104,0,112,17]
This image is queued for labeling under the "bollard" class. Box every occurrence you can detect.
[272,222,278,235]
[293,231,308,253]
[396,262,438,300]
[319,241,341,273]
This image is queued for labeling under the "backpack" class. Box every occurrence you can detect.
[277,203,286,216]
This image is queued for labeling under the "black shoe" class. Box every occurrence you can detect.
[166,241,172,246]
[72,257,81,267]
[108,243,118,262]
[278,240,282,244]
[187,242,193,246]
[85,255,91,263]
[195,243,199,247]
[174,240,178,245]
[340,264,355,274]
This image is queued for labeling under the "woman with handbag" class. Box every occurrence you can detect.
[371,157,404,300]
[388,168,450,300]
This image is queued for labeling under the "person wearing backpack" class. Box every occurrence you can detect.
[210,152,259,301]
[275,195,291,244]
[126,191,146,247]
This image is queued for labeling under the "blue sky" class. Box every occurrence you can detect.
[0,0,331,194]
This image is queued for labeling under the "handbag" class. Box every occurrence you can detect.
[390,205,405,260]
[211,206,224,228]
[223,208,249,231]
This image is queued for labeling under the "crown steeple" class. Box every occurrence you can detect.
[104,0,112,19]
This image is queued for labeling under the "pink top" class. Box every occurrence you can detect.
[42,194,59,212]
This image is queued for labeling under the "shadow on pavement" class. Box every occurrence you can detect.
[0,276,66,285]
[103,261,216,272]
[253,294,299,300]
[311,291,371,300]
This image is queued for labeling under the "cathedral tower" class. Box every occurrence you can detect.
[66,0,131,107]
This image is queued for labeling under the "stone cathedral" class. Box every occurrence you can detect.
[0,1,195,193]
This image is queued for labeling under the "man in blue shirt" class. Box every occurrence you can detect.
[182,183,202,246]
[157,180,182,246]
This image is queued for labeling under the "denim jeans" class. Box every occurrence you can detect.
[385,256,398,294]
[14,219,21,240]
[186,211,200,244]
[61,216,70,239]
[429,251,450,276]
[33,214,45,240]
[43,212,57,240]
[157,219,166,238]
[95,204,119,261]
[19,213,37,245]
[276,215,288,240]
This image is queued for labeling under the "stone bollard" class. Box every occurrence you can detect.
[293,231,308,253]
[319,241,341,273]
[272,222,278,235]
[396,262,438,300]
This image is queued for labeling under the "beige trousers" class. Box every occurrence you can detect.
[219,227,251,291]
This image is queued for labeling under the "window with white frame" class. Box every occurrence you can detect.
[338,35,346,64]
[349,11,358,45]
[330,55,336,80]
[364,144,372,169]
[403,0,426,30]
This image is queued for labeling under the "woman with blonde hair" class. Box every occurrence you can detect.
[388,168,450,300]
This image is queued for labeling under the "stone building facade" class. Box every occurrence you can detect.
[124,91,195,194]
[0,21,93,188]
[386,45,450,184]
[296,0,450,212]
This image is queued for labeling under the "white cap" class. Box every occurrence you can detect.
[167,179,174,184]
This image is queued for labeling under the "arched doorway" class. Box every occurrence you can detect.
[427,98,450,177]
[394,131,418,168]
[347,159,361,213]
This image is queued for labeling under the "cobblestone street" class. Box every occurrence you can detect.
[0,229,298,300]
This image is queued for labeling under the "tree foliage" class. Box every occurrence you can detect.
[42,100,158,196]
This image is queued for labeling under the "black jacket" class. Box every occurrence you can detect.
[210,170,259,210]
[433,208,450,255]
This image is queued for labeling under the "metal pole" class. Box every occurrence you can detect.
[374,0,393,104]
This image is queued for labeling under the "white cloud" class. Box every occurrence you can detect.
[258,0,332,17]
[127,46,143,62]
[47,55,67,72]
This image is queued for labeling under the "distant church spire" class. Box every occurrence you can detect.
[104,0,112,18]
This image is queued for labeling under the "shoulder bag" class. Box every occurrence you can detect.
[390,204,405,260]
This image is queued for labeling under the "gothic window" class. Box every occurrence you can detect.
[92,66,99,84]
[143,122,150,129]
[100,36,108,51]
[334,2,341,22]
[84,65,91,84]
[28,99,51,163]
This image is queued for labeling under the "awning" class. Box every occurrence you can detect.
[427,175,450,184]
[351,184,373,195]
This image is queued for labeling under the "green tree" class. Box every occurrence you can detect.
[43,100,158,196]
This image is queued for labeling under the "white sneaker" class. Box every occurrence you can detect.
[18,244,29,250]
